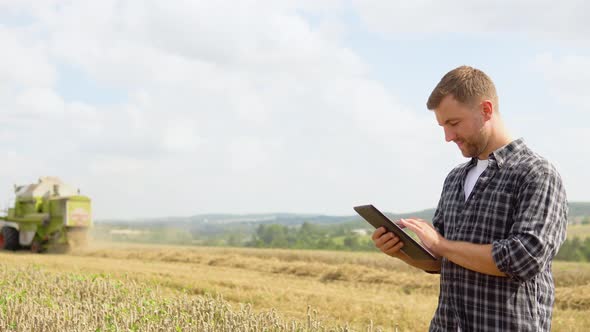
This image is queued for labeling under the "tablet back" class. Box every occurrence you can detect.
[354,204,436,261]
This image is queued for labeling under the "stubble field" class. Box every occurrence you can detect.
[0,242,588,331]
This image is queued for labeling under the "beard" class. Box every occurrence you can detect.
[456,128,489,158]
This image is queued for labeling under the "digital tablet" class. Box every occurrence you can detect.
[354,204,437,261]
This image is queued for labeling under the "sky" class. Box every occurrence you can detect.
[0,0,588,219]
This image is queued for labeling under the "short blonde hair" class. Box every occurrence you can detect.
[427,65,498,111]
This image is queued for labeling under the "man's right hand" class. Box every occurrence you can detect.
[371,226,405,258]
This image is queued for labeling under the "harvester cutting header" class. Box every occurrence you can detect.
[0,177,92,253]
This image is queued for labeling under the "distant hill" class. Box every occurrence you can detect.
[100,213,355,227]
[92,202,589,245]
[98,213,360,236]
[569,202,590,219]
[98,209,437,228]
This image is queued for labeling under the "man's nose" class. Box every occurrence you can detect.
[444,127,456,142]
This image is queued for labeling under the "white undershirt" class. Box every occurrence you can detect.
[464,159,489,201]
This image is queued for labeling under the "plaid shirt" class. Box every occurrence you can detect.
[429,138,568,332]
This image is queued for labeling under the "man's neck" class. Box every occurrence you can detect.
[477,125,512,160]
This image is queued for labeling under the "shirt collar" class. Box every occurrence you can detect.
[489,138,526,168]
[468,138,526,169]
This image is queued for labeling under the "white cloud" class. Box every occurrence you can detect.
[0,1,389,218]
[227,136,278,172]
[532,53,590,111]
[15,88,65,116]
[353,0,590,40]
[0,1,586,218]
[160,120,202,153]
[525,53,590,202]
[0,27,56,88]
[88,156,148,176]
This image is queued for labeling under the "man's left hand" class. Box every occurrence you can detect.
[400,218,445,256]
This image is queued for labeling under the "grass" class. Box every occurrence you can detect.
[0,265,355,331]
[1,242,589,331]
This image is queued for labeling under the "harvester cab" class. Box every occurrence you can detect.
[0,177,92,253]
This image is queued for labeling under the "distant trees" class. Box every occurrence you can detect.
[231,223,590,259]
[93,221,590,261]
[555,237,590,262]
[248,222,375,251]
[251,224,290,247]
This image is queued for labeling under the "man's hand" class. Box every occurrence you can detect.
[400,218,505,276]
[371,226,405,258]
[371,223,442,273]
[400,218,444,256]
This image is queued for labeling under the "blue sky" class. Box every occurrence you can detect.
[0,1,588,219]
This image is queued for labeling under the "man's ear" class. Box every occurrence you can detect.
[481,100,493,121]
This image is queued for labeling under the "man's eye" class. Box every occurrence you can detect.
[450,122,459,126]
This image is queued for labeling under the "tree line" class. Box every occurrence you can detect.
[555,237,590,262]
[248,222,376,251]
[248,223,590,262]
[93,221,590,262]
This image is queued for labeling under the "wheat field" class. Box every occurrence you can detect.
[0,242,588,331]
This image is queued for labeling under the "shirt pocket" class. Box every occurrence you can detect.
[460,182,516,243]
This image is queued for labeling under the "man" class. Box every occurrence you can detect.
[372,66,568,331]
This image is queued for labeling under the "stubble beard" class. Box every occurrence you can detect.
[458,129,489,159]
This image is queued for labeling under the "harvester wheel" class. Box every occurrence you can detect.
[2,227,20,251]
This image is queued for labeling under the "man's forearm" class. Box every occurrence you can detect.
[437,240,506,277]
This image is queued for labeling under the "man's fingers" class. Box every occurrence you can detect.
[374,231,395,248]
[405,218,430,227]
[394,220,406,229]
[401,218,421,233]
[371,227,387,241]
[402,218,419,226]
[403,218,437,234]
[373,232,402,254]
[384,241,404,256]
[380,236,401,251]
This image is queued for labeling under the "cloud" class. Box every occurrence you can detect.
[7,1,582,218]
[353,0,590,40]
[160,120,202,153]
[227,136,278,172]
[15,88,65,116]
[532,53,590,111]
[0,27,56,89]
[527,52,590,197]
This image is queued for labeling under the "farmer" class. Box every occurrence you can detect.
[372,65,568,331]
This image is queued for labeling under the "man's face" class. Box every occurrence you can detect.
[434,95,490,158]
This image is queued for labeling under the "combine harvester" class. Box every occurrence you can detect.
[0,177,92,253]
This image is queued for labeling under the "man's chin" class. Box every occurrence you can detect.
[458,146,476,158]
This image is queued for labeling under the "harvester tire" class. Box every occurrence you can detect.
[2,227,20,251]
